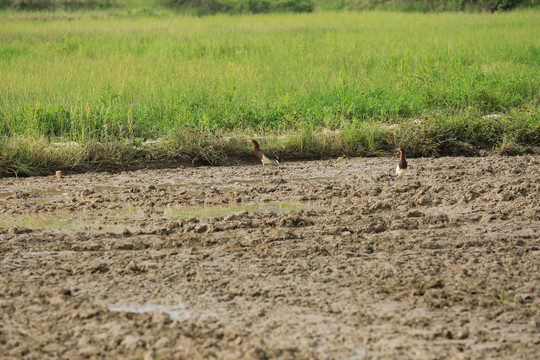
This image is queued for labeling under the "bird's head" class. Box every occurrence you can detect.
[396,147,405,154]
[251,139,260,149]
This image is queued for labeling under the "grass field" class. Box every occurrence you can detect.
[0,10,539,175]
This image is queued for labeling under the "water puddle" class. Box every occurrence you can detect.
[0,202,325,233]
[161,202,322,218]
[0,217,86,232]
[108,302,192,322]
[119,207,147,219]
[0,217,135,234]
[349,348,367,360]
[0,188,67,205]
[104,202,323,220]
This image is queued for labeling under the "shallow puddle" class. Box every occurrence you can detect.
[0,218,86,232]
[161,202,322,218]
[0,188,67,205]
[0,202,324,233]
[108,302,192,322]
[0,217,133,234]
[110,202,323,220]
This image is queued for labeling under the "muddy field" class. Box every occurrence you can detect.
[0,155,539,359]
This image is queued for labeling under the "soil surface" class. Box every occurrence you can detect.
[1,155,539,359]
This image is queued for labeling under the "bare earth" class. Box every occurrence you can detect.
[0,155,539,359]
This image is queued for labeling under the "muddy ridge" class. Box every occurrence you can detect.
[1,155,539,359]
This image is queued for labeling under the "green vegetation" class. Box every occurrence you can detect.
[1,0,537,13]
[316,0,539,13]
[0,10,539,176]
[163,0,315,15]
[0,0,122,11]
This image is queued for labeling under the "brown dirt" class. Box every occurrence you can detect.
[1,155,539,359]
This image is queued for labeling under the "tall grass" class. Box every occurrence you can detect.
[0,10,539,174]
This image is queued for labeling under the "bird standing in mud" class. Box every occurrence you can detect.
[251,139,279,166]
[396,147,407,182]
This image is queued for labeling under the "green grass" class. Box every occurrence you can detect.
[1,0,537,13]
[0,10,539,176]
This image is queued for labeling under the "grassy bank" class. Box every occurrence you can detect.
[1,11,539,176]
[1,111,538,176]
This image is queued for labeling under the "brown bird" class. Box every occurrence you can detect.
[251,140,279,166]
[395,147,407,182]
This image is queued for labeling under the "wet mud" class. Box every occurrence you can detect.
[0,155,539,359]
